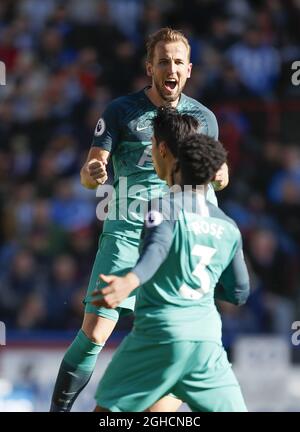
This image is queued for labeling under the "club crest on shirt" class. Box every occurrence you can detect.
[95,118,106,136]
[145,210,163,228]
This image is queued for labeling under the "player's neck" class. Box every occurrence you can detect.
[145,86,180,108]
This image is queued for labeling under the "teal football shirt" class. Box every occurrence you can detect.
[92,88,219,242]
[132,190,249,343]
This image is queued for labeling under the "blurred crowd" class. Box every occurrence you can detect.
[0,0,299,348]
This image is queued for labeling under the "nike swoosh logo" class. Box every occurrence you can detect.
[136,125,150,131]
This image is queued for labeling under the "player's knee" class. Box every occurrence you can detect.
[83,328,108,344]
[82,314,117,344]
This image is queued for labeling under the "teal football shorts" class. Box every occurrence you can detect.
[84,233,139,320]
[95,334,247,412]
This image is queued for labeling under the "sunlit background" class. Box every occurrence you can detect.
[0,0,300,412]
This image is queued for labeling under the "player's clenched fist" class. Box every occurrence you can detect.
[88,159,108,185]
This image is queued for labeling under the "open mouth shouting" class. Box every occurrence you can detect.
[164,78,178,93]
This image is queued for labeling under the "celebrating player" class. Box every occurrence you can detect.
[50,28,228,412]
[92,109,249,412]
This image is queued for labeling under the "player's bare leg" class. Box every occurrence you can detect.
[94,405,110,412]
[95,397,182,413]
[147,395,182,412]
[82,313,117,344]
[94,397,182,413]
[50,312,117,412]
[93,397,182,412]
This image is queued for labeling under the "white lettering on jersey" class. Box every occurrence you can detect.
[190,221,225,240]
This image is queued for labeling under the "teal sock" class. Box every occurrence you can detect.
[50,329,103,412]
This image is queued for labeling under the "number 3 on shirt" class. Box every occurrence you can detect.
[179,245,216,300]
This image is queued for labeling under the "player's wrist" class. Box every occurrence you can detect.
[125,272,140,291]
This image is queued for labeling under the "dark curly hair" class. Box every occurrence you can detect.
[153,106,199,157]
[177,133,227,187]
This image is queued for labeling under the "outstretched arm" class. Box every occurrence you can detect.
[92,209,175,308]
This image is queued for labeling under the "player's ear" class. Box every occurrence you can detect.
[171,159,181,185]
[159,142,167,158]
[187,63,192,79]
[146,62,153,77]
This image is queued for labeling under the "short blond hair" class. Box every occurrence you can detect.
[146,27,191,63]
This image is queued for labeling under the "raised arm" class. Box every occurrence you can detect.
[81,99,120,189]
